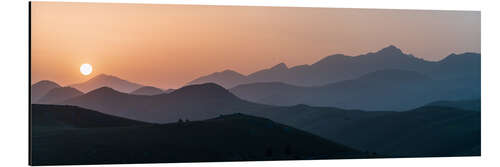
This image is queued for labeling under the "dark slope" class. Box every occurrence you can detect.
[61,83,268,123]
[31,112,363,165]
[37,87,83,104]
[327,106,480,157]
[232,69,478,111]
[31,80,61,103]
[31,104,151,129]
[427,99,480,111]
[130,86,164,95]
[249,105,480,157]
[70,74,143,93]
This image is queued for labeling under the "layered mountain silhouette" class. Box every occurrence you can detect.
[53,82,479,157]
[188,45,480,89]
[70,74,143,93]
[130,86,165,95]
[31,104,363,165]
[31,45,481,163]
[230,69,479,111]
[37,87,83,104]
[60,83,264,123]
[31,80,61,103]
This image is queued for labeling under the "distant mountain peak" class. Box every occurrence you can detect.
[313,54,350,66]
[270,63,288,70]
[90,74,123,81]
[70,74,143,93]
[440,52,480,62]
[219,70,243,76]
[376,45,404,55]
[32,80,61,87]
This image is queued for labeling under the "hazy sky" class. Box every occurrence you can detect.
[31,2,480,89]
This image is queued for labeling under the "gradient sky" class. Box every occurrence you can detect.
[31,2,480,89]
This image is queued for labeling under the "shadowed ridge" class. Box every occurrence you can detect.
[31,80,62,103]
[376,45,403,55]
[168,83,237,99]
[37,87,83,104]
[270,62,288,70]
[32,80,61,88]
[187,70,246,88]
[312,54,351,66]
[131,86,164,95]
[439,52,480,63]
[356,69,431,82]
[31,104,151,128]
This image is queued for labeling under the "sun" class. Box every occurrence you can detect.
[80,63,93,76]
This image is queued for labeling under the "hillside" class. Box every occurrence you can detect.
[37,87,83,104]
[31,107,363,165]
[31,80,61,103]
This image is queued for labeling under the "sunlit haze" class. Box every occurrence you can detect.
[31,2,480,89]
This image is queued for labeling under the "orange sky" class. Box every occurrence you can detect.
[30,2,480,89]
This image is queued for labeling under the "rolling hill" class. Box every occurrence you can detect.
[130,86,165,95]
[60,83,266,123]
[37,87,83,104]
[31,104,151,129]
[31,80,61,103]
[31,105,363,165]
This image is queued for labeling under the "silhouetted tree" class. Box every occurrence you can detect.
[178,119,184,123]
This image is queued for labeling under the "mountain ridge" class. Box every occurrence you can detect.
[188,45,480,88]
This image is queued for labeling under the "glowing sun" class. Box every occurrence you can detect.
[80,63,93,76]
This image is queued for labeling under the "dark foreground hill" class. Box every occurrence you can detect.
[255,105,480,157]
[31,104,151,129]
[426,99,480,111]
[31,105,364,165]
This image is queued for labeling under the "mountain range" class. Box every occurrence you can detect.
[45,82,479,157]
[230,69,480,111]
[188,45,480,89]
[30,45,481,161]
